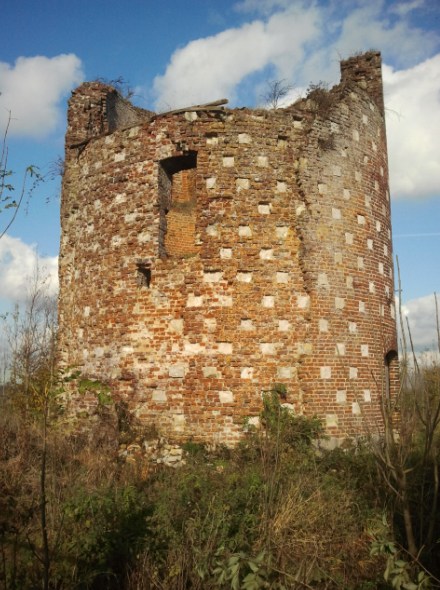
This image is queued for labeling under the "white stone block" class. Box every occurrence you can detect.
[367,239,373,250]
[357,257,364,270]
[319,318,328,332]
[203,366,220,378]
[353,129,359,141]
[247,416,260,428]
[206,224,218,236]
[349,367,358,379]
[352,402,361,415]
[218,295,233,307]
[363,389,371,402]
[220,248,232,259]
[203,271,223,283]
[152,390,167,402]
[277,181,287,193]
[219,390,234,404]
[318,183,327,194]
[320,366,331,379]
[336,343,346,355]
[241,367,254,379]
[332,208,341,220]
[236,178,250,191]
[137,231,151,243]
[335,297,345,310]
[346,276,353,289]
[278,319,291,331]
[378,262,384,275]
[187,294,204,307]
[184,342,204,354]
[277,366,294,379]
[260,343,276,355]
[169,319,184,333]
[333,165,341,176]
[257,155,268,167]
[258,203,271,214]
[114,193,126,204]
[357,215,365,225]
[276,272,289,284]
[297,342,313,355]
[206,177,217,189]
[169,364,186,378]
[376,220,381,232]
[237,272,253,283]
[343,188,350,199]
[262,295,275,308]
[297,295,310,309]
[185,111,198,121]
[369,281,375,294]
[206,135,218,145]
[318,273,329,287]
[276,226,289,239]
[361,344,369,357]
[336,390,346,403]
[172,414,185,430]
[326,414,338,428]
[349,322,357,333]
[359,301,365,313]
[345,233,353,245]
[124,212,137,223]
[114,151,125,162]
[259,248,274,260]
[334,252,343,263]
[218,342,233,354]
[238,133,252,144]
[240,319,254,331]
[222,156,234,167]
[239,225,252,237]
[204,318,217,331]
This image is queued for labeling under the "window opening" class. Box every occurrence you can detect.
[158,152,197,259]
[384,349,398,400]
[136,260,152,288]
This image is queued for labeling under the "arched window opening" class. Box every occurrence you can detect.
[158,152,198,259]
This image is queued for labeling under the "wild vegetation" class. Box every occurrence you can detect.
[1,282,439,590]
[1,122,440,588]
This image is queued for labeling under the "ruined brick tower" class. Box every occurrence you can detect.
[59,51,398,446]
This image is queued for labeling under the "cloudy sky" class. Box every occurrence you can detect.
[0,0,439,351]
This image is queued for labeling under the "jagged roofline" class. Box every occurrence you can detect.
[66,50,385,147]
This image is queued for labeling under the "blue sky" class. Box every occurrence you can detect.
[1,0,439,350]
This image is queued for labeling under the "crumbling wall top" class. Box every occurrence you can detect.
[340,51,384,115]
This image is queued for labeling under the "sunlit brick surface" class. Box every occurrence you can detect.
[59,52,398,445]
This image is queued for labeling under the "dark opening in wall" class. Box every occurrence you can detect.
[158,152,198,258]
[136,260,152,288]
[384,349,399,400]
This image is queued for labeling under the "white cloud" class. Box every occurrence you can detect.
[384,55,440,199]
[389,0,425,17]
[0,54,84,138]
[400,294,439,352]
[0,234,58,301]
[153,5,321,110]
[153,1,439,202]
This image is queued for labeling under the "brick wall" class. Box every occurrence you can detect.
[58,51,398,446]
